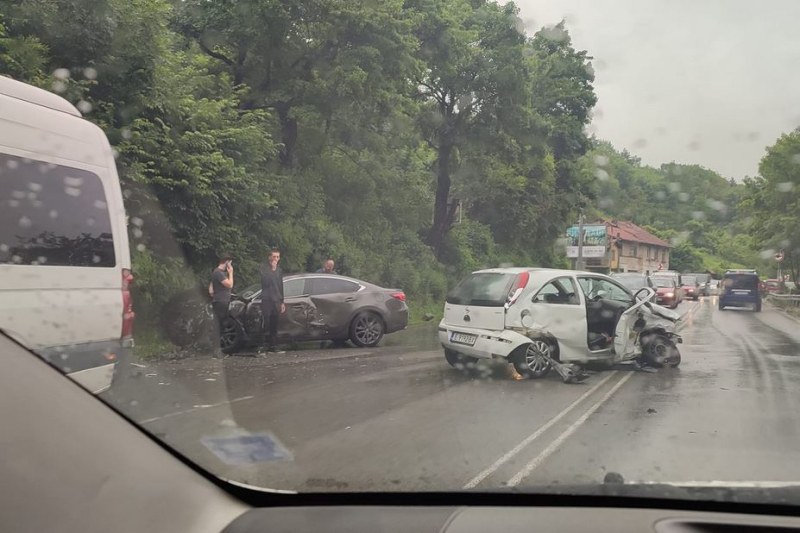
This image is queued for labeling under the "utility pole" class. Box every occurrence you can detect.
[576,210,585,271]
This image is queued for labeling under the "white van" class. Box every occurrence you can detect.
[0,76,134,394]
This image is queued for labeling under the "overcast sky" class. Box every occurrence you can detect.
[513,0,800,180]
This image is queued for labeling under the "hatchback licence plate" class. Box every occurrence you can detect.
[451,332,477,346]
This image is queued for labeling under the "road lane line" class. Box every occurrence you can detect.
[462,372,619,489]
[506,372,634,487]
[139,395,255,425]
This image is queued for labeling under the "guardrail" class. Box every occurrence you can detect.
[767,293,800,309]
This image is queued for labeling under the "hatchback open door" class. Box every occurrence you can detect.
[613,288,655,363]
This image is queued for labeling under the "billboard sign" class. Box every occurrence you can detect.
[566,224,607,258]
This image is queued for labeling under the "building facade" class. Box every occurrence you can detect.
[568,220,671,274]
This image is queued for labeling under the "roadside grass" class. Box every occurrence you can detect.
[408,299,442,326]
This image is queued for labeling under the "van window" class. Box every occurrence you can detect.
[0,153,115,267]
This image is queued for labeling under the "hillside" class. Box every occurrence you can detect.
[581,141,763,274]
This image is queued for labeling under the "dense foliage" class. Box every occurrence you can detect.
[581,141,763,274]
[0,0,597,316]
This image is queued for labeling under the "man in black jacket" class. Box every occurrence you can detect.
[259,248,286,354]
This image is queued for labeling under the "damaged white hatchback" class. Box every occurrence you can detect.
[439,268,682,382]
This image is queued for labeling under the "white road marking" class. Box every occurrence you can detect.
[139,395,255,425]
[507,372,633,487]
[462,372,619,489]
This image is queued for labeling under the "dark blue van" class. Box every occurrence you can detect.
[718,269,761,312]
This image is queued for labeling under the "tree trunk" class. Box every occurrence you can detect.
[429,140,458,257]
[276,103,297,168]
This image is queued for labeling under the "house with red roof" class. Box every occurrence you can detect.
[606,220,671,273]
[567,219,671,273]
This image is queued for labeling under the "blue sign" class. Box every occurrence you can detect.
[202,432,292,465]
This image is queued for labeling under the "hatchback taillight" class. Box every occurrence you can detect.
[121,268,135,340]
[391,292,406,302]
[507,271,530,306]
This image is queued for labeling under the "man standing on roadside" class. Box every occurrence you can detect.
[316,258,337,274]
[209,253,234,356]
[260,248,286,354]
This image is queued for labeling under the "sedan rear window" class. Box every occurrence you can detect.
[446,272,516,307]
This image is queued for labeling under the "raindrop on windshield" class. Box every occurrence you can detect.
[76,101,93,114]
[51,81,67,93]
[83,67,98,80]
[64,187,82,197]
[136,243,147,252]
[760,249,776,260]
[678,192,689,202]
[593,155,609,167]
[668,182,681,193]
[541,25,568,42]
[777,182,794,192]
[691,211,706,220]
[632,138,647,149]
[595,169,609,181]
[53,68,70,80]
[791,154,800,165]
[18,216,32,228]
[655,191,666,200]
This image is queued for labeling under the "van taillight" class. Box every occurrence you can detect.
[507,271,530,306]
[122,268,135,340]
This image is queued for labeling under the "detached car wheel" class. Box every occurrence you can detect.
[642,334,681,368]
[350,312,385,347]
[512,340,554,379]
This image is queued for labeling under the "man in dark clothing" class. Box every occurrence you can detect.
[209,253,234,356]
[316,258,337,274]
[259,248,286,354]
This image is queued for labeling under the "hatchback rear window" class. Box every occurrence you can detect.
[446,272,516,307]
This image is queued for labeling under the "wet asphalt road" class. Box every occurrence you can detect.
[103,297,800,492]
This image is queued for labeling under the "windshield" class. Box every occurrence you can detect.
[612,275,647,290]
[652,278,675,289]
[5,0,800,509]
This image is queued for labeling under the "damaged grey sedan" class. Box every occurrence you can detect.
[223,274,409,352]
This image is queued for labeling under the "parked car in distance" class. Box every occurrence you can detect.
[686,272,711,296]
[763,279,782,294]
[719,269,761,312]
[222,273,409,352]
[681,275,701,301]
[709,279,720,295]
[610,272,654,292]
[653,277,681,309]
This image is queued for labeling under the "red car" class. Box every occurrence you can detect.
[653,277,681,309]
[762,279,781,294]
[681,275,701,301]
